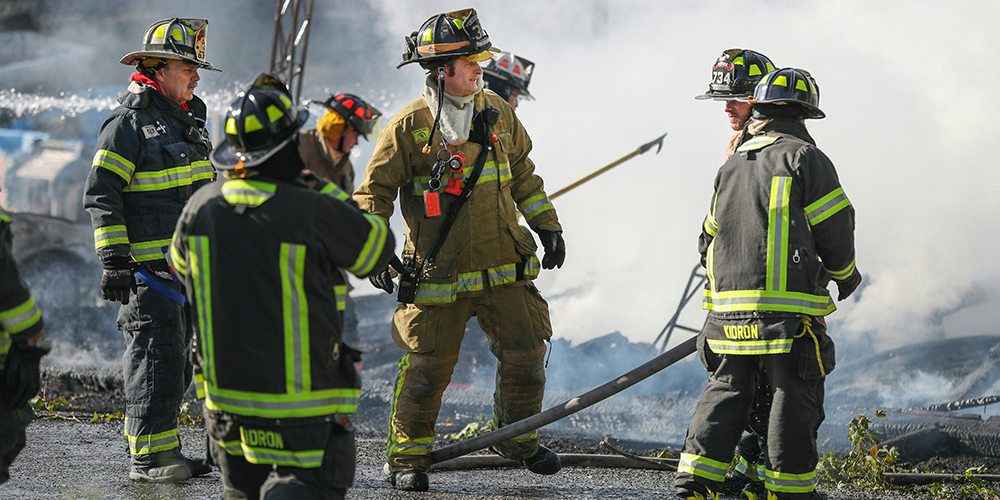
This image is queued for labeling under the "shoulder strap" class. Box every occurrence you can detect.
[421,106,500,270]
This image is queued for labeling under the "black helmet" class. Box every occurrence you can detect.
[695,49,774,101]
[749,67,825,119]
[120,18,221,72]
[210,73,310,170]
[312,93,383,140]
[482,52,535,103]
[397,8,496,69]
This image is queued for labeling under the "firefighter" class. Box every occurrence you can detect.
[355,8,565,492]
[298,93,382,348]
[482,51,535,110]
[0,202,48,486]
[674,68,861,500]
[82,18,218,482]
[169,73,395,500]
[694,48,777,498]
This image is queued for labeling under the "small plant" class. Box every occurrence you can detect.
[444,414,494,441]
[91,411,125,422]
[177,402,203,425]
[817,410,898,490]
[30,395,71,420]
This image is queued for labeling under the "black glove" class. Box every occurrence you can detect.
[836,269,862,301]
[369,265,394,294]
[536,230,565,270]
[101,257,137,305]
[2,339,50,409]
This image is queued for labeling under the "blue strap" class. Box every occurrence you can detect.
[135,268,188,306]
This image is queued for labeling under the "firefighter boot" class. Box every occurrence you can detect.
[522,445,561,475]
[389,470,429,492]
[129,463,191,483]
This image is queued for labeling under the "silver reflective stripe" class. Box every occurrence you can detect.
[457,273,483,293]
[677,452,727,481]
[350,214,388,276]
[519,197,551,217]
[282,243,306,394]
[205,392,359,412]
[769,176,789,292]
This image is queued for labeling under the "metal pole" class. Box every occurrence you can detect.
[547,133,666,201]
[430,334,697,464]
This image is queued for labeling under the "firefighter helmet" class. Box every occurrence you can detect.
[695,49,773,101]
[210,73,309,169]
[482,52,535,103]
[397,8,497,69]
[312,93,383,140]
[749,67,825,119]
[120,18,220,72]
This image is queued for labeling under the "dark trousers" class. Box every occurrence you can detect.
[0,404,33,485]
[118,279,192,466]
[675,322,832,499]
[209,421,354,500]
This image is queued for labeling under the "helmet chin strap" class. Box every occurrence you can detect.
[423,66,447,154]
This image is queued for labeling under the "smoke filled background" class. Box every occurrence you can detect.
[2,0,999,418]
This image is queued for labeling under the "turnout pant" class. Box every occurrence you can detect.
[386,281,552,472]
[0,404,34,485]
[675,318,833,499]
[118,278,192,467]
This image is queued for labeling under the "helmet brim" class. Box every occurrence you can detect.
[210,108,309,169]
[121,51,222,72]
[694,92,751,102]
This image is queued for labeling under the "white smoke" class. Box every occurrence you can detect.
[5,0,997,357]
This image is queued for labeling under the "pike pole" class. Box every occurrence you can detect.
[430,334,697,464]
[547,133,667,201]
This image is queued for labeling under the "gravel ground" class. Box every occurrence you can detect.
[2,418,959,500]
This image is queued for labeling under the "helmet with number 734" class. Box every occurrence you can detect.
[695,48,774,101]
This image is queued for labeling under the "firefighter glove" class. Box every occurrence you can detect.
[836,269,862,301]
[537,230,565,270]
[101,257,137,305]
[369,265,394,294]
[2,339,50,409]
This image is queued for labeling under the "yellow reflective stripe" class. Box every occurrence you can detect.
[804,187,850,226]
[124,165,198,192]
[828,259,855,281]
[281,243,310,394]
[218,439,243,456]
[94,225,129,249]
[265,105,284,124]
[190,236,216,388]
[703,289,836,316]
[320,182,351,202]
[772,75,788,87]
[191,160,215,181]
[414,282,457,304]
[222,180,277,207]
[411,176,438,195]
[476,161,511,183]
[93,149,136,182]
[707,338,794,355]
[124,423,180,455]
[703,213,718,237]
[736,136,777,153]
[130,238,172,262]
[487,263,517,287]
[766,176,792,292]
[245,115,263,133]
[523,255,540,279]
[242,445,323,468]
[204,386,360,418]
[457,271,484,293]
[387,354,435,456]
[169,241,187,276]
[0,296,41,335]
[518,193,554,223]
[334,284,347,312]
[346,213,388,276]
[678,452,728,482]
[194,372,205,399]
[764,468,817,493]
[735,455,765,481]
